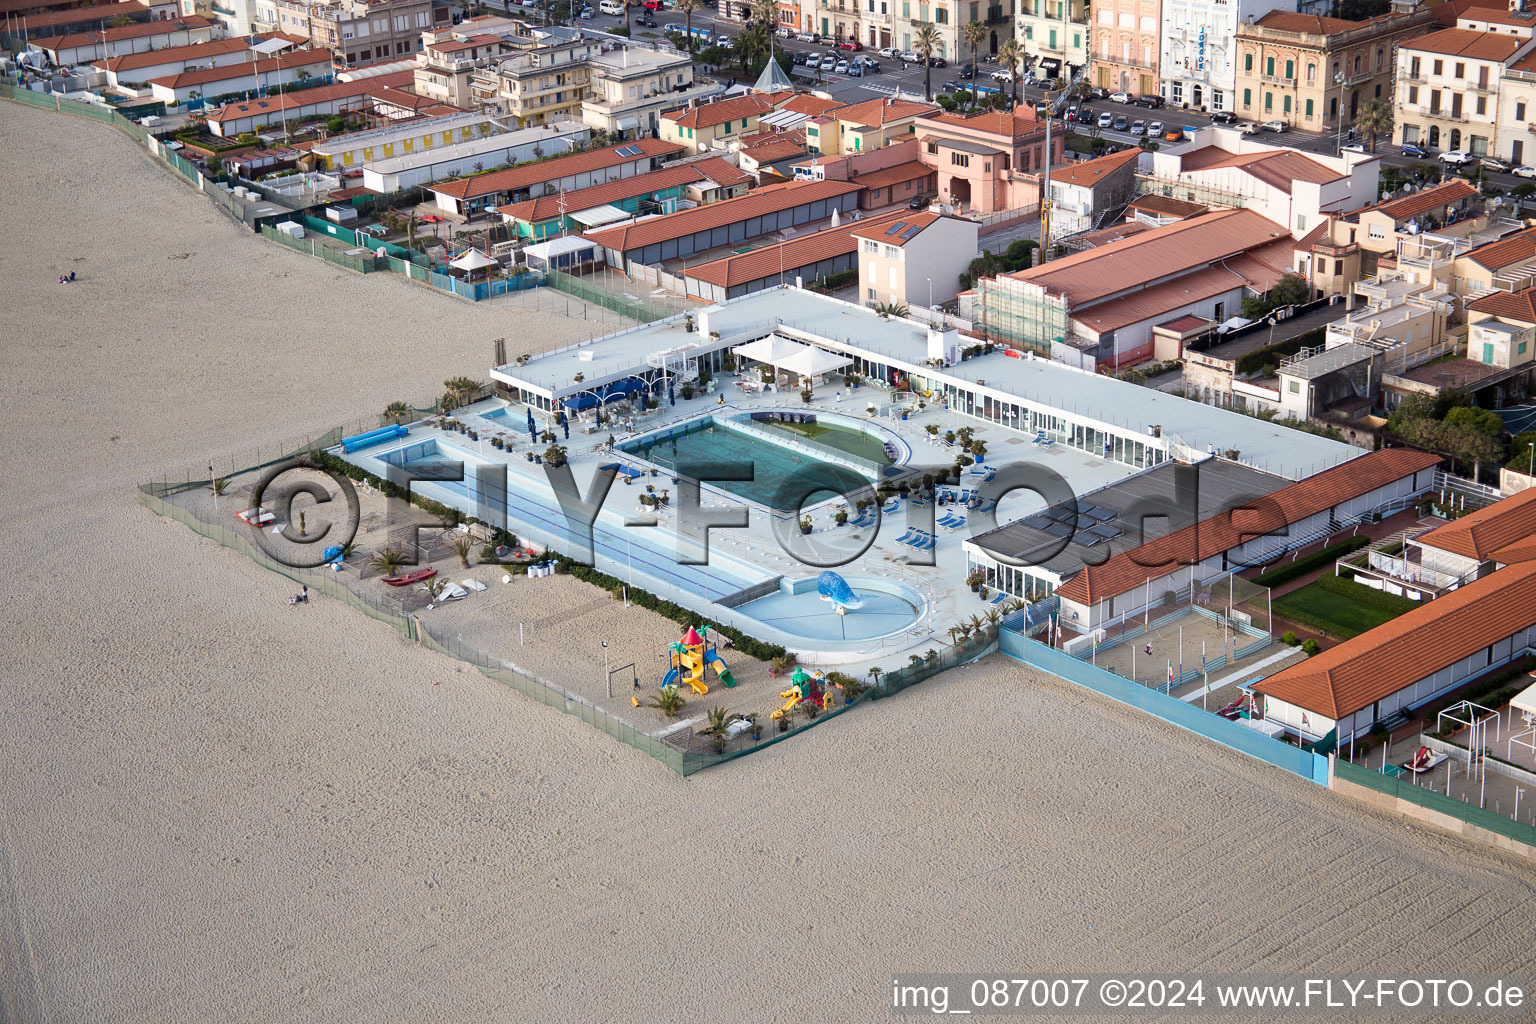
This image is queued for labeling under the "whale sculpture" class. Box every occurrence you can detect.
[816,570,864,612]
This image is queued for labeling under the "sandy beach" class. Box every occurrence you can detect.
[3,102,1535,1024]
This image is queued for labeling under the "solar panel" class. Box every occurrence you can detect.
[1082,504,1117,521]
[1042,506,1075,523]
[898,223,923,239]
[1087,524,1122,541]
[1023,514,1053,530]
[1042,522,1072,539]
[883,220,908,236]
[1073,534,1103,547]
[615,144,642,157]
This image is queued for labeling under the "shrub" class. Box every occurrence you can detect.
[1313,573,1420,616]
[1281,630,1299,646]
[1301,638,1321,657]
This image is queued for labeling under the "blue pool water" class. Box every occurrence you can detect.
[739,576,923,642]
[618,418,875,512]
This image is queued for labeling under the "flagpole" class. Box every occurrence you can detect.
[1178,625,1183,691]
[1201,640,1208,712]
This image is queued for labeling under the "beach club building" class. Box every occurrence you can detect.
[146,49,333,106]
[1253,560,1536,746]
[1019,449,1442,633]
[27,14,214,65]
[497,164,718,242]
[305,110,503,171]
[360,119,590,194]
[580,179,863,270]
[426,138,683,220]
[204,70,437,136]
[92,36,278,87]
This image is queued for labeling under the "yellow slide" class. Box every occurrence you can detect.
[678,649,708,695]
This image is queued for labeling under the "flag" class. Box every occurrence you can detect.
[1167,661,1173,689]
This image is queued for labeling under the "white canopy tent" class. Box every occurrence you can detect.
[777,345,851,379]
[450,248,498,272]
[731,334,809,366]
[731,334,850,388]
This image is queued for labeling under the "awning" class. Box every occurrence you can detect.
[777,346,852,378]
[615,116,640,131]
[1038,58,1061,71]
[732,334,810,365]
[450,248,497,271]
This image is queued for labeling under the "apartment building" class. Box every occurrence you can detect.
[1394,26,1536,156]
[1233,6,1436,132]
[1159,0,1301,113]
[414,28,520,108]
[258,0,448,67]
[469,33,602,128]
[853,211,980,308]
[806,96,936,156]
[877,0,1011,63]
[661,92,782,154]
[583,45,711,138]
[911,106,1060,214]
[1017,0,1088,83]
[1091,0,1162,97]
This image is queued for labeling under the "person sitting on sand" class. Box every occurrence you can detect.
[1145,642,1154,656]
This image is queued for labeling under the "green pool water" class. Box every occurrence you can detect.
[756,417,895,467]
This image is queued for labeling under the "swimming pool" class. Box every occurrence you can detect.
[738,575,924,642]
[751,416,895,467]
[618,416,878,513]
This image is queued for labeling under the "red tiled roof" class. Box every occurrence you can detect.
[1180,146,1342,194]
[1250,10,1365,35]
[851,159,931,190]
[496,164,707,224]
[685,208,909,289]
[662,93,775,130]
[1056,449,1442,605]
[1464,225,1536,272]
[1128,194,1207,218]
[1253,560,1536,719]
[207,70,415,124]
[1051,148,1140,188]
[1071,264,1246,334]
[690,155,752,188]
[94,36,257,72]
[582,178,863,253]
[1398,26,1526,60]
[1369,178,1477,222]
[1470,286,1536,323]
[849,210,942,246]
[0,0,146,32]
[777,93,846,117]
[428,138,682,200]
[31,15,211,52]
[1413,488,1536,562]
[918,107,1043,138]
[148,49,331,89]
[831,96,938,126]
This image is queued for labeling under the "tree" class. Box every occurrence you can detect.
[677,0,702,56]
[1270,272,1310,309]
[961,20,987,108]
[1355,98,1392,153]
[369,547,407,578]
[997,38,1024,108]
[383,400,411,424]
[1508,430,1536,474]
[107,13,133,26]
[914,24,941,102]
[736,21,770,76]
[1444,405,1504,438]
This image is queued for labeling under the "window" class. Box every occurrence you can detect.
[1283,95,1291,114]
[863,239,878,253]
[1265,56,1274,77]
[1244,53,1252,72]
[1518,102,1528,121]
[1306,63,1315,83]
[1285,59,1293,80]
[1305,98,1314,118]
[1376,48,1384,70]
[1433,59,1443,75]
[1097,8,1110,23]
[1476,95,1486,116]
[1242,87,1251,108]
[884,245,900,258]
[1408,85,1418,104]
[1455,62,1465,78]
[1289,380,1301,394]
[1264,91,1273,112]
[951,153,969,167]
[868,287,876,300]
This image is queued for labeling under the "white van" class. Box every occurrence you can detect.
[599,0,625,13]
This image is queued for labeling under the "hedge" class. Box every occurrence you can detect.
[1315,572,1422,616]
[1252,535,1371,589]
[1234,327,1324,376]
[306,449,788,662]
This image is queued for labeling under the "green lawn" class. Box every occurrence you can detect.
[1271,582,1403,640]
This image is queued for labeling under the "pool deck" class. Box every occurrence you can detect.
[339,383,1143,668]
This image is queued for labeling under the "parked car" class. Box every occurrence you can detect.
[715,34,731,46]
[942,79,962,93]
[642,0,662,8]
[791,51,808,65]
[859,57,881,72]
[1147,120,1163,136]
[804,51,821,64]
[1480,155,1512,172]
[634,13,655,25]
[819,56,837,71]
[1236,121,1260,135]
[835,59,850,74]
[849,62,865,76]
[929,56,947,67]
[959,63,975,79]
[1164,126,1184,141]
[1438,149,1471,165]
[1261,120,1288,132]
[1087,87,1109,100]
[1130,119,1146,136]
[1401,141,1428,158]
[775,26,790,38]
[900,50,919,63]
[838,39,862,50]
[1097,111,1114,128]
[575,5,593,18]
[878,45,899,57]
[1111,115,1129,131]
[1135,94,1165,108]
[1514,165,1536,178]
[909,195,928,210]
[598,0,625,13]
[1210,111,1238,124]
[1108,90,1131,104]
[991,68,1014,81]
[1076,107,1096,124]
[800,31,821,43]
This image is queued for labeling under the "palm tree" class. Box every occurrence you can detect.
[868,665,884,688]
[1355,98,1393,153]
[961,21,987,108]
[209,476,227,496]
[451,535,473,569]
[997,38,1023,108]
[443,376,483,408]
[422,577,448,601]
[751,0,778,36]
[383,400,411,424]
[649,683,687,717]
[369,547,407,578]
[107,13,133,27]
[677,0,702,55]
[736,21,770,77]
[914,24,941,102]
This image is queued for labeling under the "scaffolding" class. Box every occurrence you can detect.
[973,274,1072,354]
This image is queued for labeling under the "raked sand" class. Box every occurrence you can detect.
[2,102,1535,1024]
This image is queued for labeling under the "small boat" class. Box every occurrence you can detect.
[382,567,437,587]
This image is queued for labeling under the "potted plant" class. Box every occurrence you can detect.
[681,382,695,400]
[683,313,695,333]
[777,714,790,733]
[801,388,813,404]
[799,516,813,535]
[866,403,877,416]
[971,440,987,463]
[944,430,956,444]
[965,569,986,592]
[834,509,849,526]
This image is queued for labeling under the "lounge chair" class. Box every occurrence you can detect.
[990,591,1006,605]
[936,512,961,528]
[943,516,966,532]
[914,532,935,550]
[894,527,917,544]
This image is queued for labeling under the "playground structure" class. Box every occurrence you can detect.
[661,626,736,695]
[816,570,864,613]
[771,667,835,719]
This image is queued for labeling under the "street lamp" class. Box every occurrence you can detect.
[1528,440,1534,478]
[1334,71,1351,155]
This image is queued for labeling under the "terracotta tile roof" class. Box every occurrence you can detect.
[0,0,146,32]
[831,96,939,127]
[496,165,707,225]
[850,159,931,190]
[1074,221,1151,247]
[691,155,752,188]
[1398,27,1527,60]
[1250,10,1364,35]
[1056,449,1441,606]
[1253,559,1536,719]
[1051,148,1140,189]
[32,15,212,51]
[918,107,1044,138]
[1394,357,1503,389]
[1160,314,1211,332]
[1129,195,1207,219]
[736,132,808,164]
[1413,488,1536,562]
[1432,0,1512,25]
[1368,178,1478,222]
[583,178,863,252]
[1180,146,1342,194]
[148,49,331,89]
[1469,286,1536,323]
[1464,225,1536,272]
[207,72,411,124]
[94,36,257,72]
[429,138,682,201]
[370,86,458,115]
[1071,264,1247,334]
[662,93,775,130]
[849,210,942,246]
[1002,208,1290,307]
[1293,218,1330,251]
[685,209,908,289]
[777,93,846,117]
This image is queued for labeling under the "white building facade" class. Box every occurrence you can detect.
[1159,0,1299,112]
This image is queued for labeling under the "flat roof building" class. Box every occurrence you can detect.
[426,137,683,219]
[359,119,590,193]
